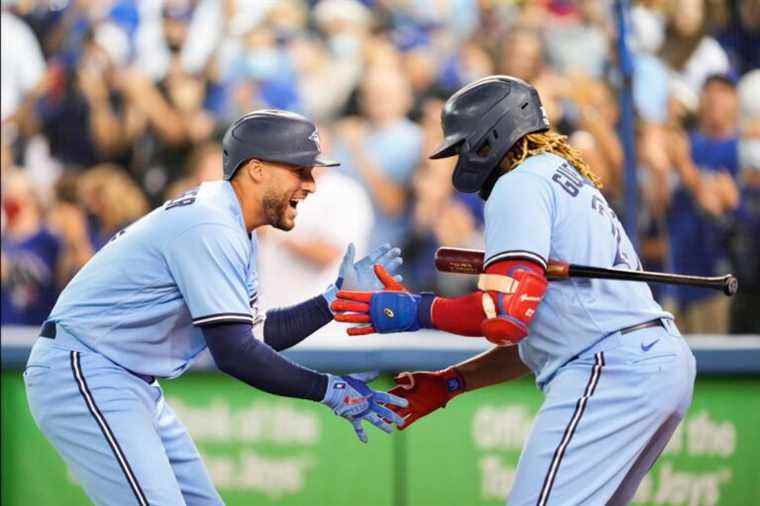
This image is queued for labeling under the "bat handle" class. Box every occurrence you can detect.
[723,275,739,297]
[546,261,570,280]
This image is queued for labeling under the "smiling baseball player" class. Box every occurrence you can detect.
[332,76,697,504]
[23,109,407,505]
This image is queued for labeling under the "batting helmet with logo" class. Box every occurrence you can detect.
[430,75,549,195]
[222,109,339,180]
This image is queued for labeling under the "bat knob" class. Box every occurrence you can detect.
[723,275,739,297]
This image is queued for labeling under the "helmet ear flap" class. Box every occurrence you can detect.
[478,166,503,201]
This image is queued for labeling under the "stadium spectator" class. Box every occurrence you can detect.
[403,46,450,122]
[728,69,760,333]
[544,0,610,79]
[334,66,422,252]
[77,164,150,250]
[729,137,760,333]
[164,141,224,200]
[561,73,625,200]
[666,74,741,333]
[1,7,46,123]
[26,24,131,169]
[497,26,546,84]
[637,122,674,300]
[307,0,371,120]
[629,1,672,125]
[717,0,760,76]
[1,169,61,325]
[47,175,96,287]
[406,98,482,293]
[659,0,731,113]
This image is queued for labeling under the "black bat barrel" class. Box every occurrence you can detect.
[566,265,738,297]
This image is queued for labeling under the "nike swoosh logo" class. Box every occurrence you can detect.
[641,339,660,352]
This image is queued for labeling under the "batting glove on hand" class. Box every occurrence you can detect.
[324,243,404,312]
[386,368,466,430]
[331,266,435,336]
[321,373,408,443]
[339,243,404,291]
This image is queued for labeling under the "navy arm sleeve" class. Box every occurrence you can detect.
[203,322,327,401]
[263,294,333,351]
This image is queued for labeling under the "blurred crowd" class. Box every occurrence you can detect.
[1,0,758,334]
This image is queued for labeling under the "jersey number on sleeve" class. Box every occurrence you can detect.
[165,188,199,210]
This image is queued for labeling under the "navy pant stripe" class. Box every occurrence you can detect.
[70,351,149,506]
[537,351,605,506]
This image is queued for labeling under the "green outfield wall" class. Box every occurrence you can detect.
[2,371,758,505]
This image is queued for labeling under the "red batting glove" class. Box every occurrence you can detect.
[386,367,466,430]
[331,264,408,336]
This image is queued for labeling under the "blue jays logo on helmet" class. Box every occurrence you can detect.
[222,109,339,180]
[308,130,322,151]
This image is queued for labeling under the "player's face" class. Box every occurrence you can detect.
[262,162,316,231]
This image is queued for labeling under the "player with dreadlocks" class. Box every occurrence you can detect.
[331,76,695,504]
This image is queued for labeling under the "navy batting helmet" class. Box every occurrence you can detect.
[222,109,339,180]
[430,75,549,195]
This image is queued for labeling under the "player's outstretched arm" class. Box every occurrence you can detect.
[202,322,406,442]
[389,345,530,430]
[332,259,547,345]
[262,243,404,351]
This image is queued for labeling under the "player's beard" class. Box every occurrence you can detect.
[262,188,294,231]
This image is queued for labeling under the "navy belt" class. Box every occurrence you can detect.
[40,320,57,338]
[40,321,155,384]
[619,319,665,335]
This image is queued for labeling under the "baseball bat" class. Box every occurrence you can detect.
[434,247,739,297]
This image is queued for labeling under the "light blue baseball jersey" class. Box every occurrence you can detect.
[48,181,261,378]
[483,153,671,387]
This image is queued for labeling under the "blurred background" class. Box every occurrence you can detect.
[1,0,758,505]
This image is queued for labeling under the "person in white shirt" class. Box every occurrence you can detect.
[1,10,46,122]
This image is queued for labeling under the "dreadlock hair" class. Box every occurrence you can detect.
[477,130,603,200]
[502,130,602,187]
[478,130,603,200]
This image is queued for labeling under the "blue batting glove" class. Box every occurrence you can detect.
[371,292,424,333]
[332,290,436,335]
[321,374,408,443]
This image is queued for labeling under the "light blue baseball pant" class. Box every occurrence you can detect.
[508,319,696,505]
[24,332,223,506]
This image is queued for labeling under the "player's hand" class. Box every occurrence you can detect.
[386,368,465,430]
[321,373,408,443]
[337,243,405,291]
[331,266,432,335]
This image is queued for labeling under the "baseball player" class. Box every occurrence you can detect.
[23,109,408,505]
[332,76,697,505]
